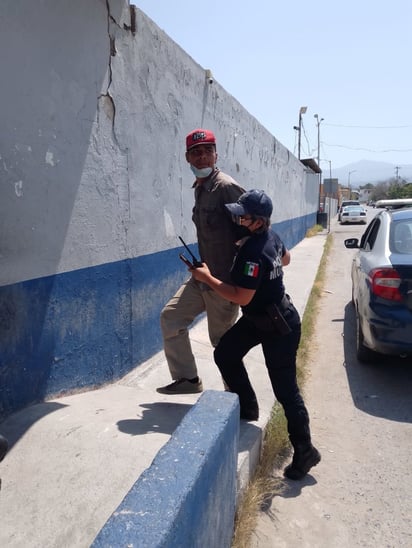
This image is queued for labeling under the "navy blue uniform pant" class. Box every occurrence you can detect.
[214,315,311,448]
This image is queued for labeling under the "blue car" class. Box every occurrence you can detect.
[344,199,412,362]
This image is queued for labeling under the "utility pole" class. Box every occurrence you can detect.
[314,114,324,210]
[327,160,332,233]
[348,170,356,199]
[395,166,401,180]
[314,114,324,168]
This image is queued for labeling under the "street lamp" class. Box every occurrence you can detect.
[348,170,357,199]
[294,106,307,159]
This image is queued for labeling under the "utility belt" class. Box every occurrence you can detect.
[243,294,297,335]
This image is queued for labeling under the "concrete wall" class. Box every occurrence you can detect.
[0,0,318,418]
[92,391,240,548]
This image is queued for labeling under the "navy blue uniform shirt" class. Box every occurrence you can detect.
[230,229,286,314]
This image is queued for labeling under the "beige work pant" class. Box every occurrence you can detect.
[160,276,239,380]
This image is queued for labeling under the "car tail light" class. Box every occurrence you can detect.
[369,268,402,301]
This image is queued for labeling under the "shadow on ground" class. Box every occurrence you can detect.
[343,302,412,423]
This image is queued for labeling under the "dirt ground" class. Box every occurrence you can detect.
[249,217,412,547]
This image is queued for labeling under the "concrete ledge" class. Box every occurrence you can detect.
[236,421,264,503]
[92,391,240,548]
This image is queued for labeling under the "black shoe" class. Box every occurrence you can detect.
[156,378,203,395]
[284,445,321,480]
[0,435,8,463]
[240,403,259,421]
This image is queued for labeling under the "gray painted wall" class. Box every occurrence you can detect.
[0,0,319,417]
[0,0,316,286]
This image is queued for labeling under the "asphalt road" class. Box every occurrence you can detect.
[250,209,412,548]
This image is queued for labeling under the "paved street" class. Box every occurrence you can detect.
[250,209,412,547]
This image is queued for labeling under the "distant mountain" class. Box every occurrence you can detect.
[326,160,412,187]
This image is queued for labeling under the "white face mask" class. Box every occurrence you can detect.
[190,165,213,178]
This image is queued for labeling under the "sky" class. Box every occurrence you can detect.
[132,0,412,175]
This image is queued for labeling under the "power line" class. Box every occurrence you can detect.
[300,120,313,157]
[324,123,412,129]
[324,142,412,153]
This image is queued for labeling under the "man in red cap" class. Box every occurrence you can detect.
[157,129,245,394]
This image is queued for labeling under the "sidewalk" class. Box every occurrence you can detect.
[0,228,329,548]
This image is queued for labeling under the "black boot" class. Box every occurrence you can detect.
[0,435,8,463]
[284,444,321,480]
[240,400,259,421]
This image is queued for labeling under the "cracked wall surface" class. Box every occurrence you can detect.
[0,0,315,287]
[0,0,319,417]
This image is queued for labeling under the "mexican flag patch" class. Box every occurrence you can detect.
[243,261,259,277]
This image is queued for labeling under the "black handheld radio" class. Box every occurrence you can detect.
[178,236,202,268]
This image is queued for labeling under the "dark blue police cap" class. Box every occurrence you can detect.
[225,189,273,218]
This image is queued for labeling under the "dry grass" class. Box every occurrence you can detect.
[231,231,333,548]
[305,224,324,238]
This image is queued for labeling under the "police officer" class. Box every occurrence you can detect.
[191,189,321,480]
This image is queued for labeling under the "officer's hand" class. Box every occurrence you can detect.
[190,262,211,283]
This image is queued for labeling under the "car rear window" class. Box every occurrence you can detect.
[390,221,412,254]
[341,201,360,209]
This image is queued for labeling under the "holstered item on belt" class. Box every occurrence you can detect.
[265,301,292,335]
[244,295,292,335]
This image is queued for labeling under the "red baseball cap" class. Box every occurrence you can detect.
[186,129,216,151]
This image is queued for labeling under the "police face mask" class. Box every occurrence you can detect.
[234,224,251,238]
[231,214,251,238]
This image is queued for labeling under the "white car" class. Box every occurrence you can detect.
[340,205,367,224]
[338,200,361,221]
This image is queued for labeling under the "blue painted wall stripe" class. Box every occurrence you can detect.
[0,213,316,419]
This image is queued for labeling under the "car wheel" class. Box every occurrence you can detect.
[356,310,376,363]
